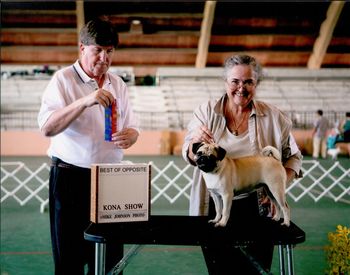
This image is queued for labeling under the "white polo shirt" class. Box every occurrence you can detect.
[38,60,139,168]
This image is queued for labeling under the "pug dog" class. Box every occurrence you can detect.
[192,142,290,227]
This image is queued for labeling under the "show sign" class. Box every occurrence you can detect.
[90,163,151,223]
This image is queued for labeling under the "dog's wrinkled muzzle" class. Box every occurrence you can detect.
[195,155,217,173]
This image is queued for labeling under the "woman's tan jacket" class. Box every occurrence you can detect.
[182,95,303,216]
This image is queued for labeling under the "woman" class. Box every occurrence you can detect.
[182,54,302,274]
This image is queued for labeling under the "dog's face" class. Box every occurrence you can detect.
[192,142,226,173]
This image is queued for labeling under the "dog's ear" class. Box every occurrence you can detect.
[217,146,227,161]
[192,142,203,154]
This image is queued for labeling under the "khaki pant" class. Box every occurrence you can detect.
[313,136,327,158]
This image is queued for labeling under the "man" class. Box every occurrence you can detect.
[38,18,139,274]
[312,109,329,159]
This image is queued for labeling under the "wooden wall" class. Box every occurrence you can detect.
[1,130,314,157]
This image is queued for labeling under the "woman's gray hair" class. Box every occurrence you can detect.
[223,54,264,85]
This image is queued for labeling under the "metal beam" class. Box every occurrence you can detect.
[307,1,345,69]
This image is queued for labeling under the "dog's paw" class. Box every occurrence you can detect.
[208,214,221,224]
[214,218,228,227]
[281,220,290,227]
[272,213,281,221]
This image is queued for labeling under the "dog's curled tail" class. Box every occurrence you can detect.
[261,146,281,161]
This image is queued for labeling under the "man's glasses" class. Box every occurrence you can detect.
[227,78,256,89]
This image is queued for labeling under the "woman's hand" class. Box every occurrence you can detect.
[260,196,276,218]
[285,168,297,186]
[191,125,215,144]
[187,125,215,163]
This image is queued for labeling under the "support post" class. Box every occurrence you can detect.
[195,1,216,68]
[278,245,285,275]
[95,242,106,275]
[76,0,85,50]
[286,244,295,275]
[307,1,344,69]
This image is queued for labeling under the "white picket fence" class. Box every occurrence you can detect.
[1,160,349,213]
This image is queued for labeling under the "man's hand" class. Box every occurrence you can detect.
[84,88,115,108]
[111,128,139,149]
